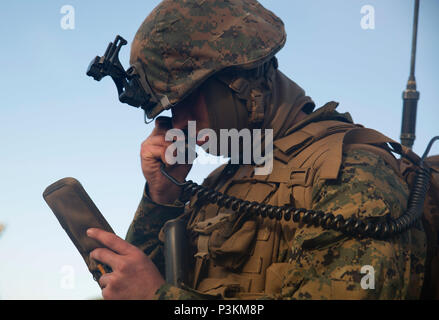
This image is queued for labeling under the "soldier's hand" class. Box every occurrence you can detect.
[140,116,192,204]
[87,228,165,300]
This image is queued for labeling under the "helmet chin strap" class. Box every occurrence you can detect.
[201,76,249,145]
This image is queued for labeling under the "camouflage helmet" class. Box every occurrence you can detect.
[130,0,286,119]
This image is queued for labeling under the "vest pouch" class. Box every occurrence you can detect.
[209,219,258,270]
[208,179,278,270]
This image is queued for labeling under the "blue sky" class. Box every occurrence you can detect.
[0,0,438,299]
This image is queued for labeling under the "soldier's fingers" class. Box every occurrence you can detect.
[98,273,112,289]
[150,116,173,136]
[145,135,173,147]
[101,285,116,300]
[142,137,172,158]
[90,248,120,270]
[146,129,186,152]
[141,144,168,164]
[87,228,134,255]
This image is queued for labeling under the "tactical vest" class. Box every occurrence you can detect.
[181,102,435,299]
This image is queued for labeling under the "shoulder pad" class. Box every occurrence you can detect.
[274,120,358,156]
[274,125,405,182]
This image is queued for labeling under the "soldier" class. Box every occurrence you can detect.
[87,0,427,299]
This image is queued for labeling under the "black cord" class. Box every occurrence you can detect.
[160,136,438,240]
[422,136,439,161]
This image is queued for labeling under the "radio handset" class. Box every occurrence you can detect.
[43,178,114,282]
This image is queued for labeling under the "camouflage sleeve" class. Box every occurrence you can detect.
[265,149,426,300]
[125,183,185,276]
[152,283,221,300]
[126,185,221,300]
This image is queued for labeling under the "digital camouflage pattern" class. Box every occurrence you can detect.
[126,145,427,299]
[129,0,286,118]
[125,0,427,299]
[125,184,186,275]
[270,149,426,299]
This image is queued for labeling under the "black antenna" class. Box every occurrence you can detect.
[400,0,420,149]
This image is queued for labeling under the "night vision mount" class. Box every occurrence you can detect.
[86,35,171,122]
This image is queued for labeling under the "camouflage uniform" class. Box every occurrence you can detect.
[125,0,427,299]
[126,103,427,299]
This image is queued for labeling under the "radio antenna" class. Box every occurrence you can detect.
[400,0,420,149]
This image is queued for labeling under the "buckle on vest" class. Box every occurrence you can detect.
[192,212,236,235]
[194,234,210,259]
[289,167,313,187]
